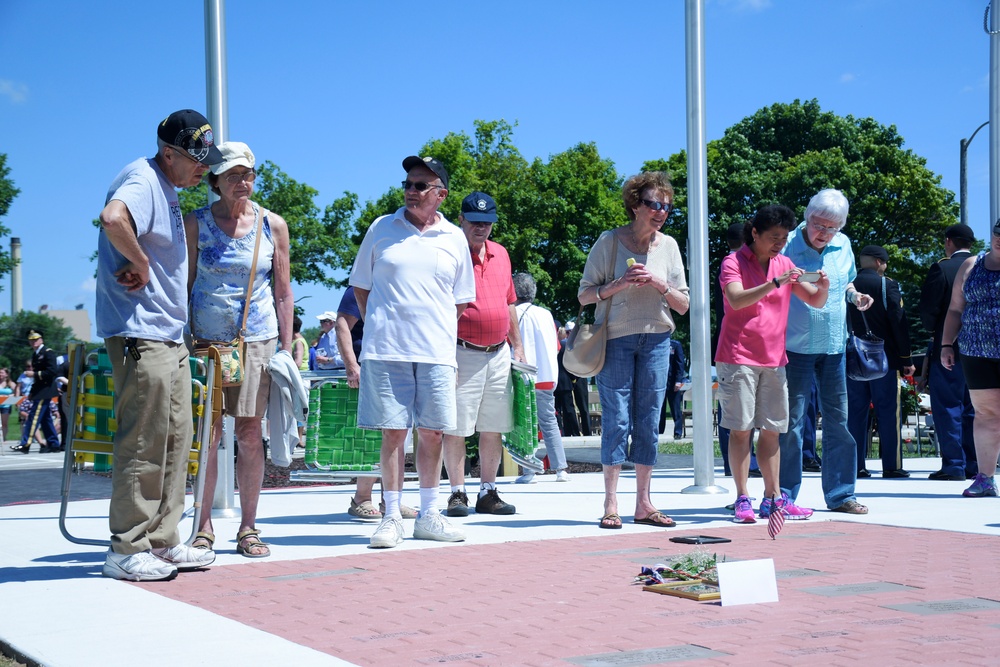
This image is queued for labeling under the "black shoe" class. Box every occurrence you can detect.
[803,460,822,473]
[12,444,29,454]
[882,469,910,479]
[474,489,516,515]
[445,490,470,517]
[747,468,762,478]
[857,469,872,478]
[928,470,965,481]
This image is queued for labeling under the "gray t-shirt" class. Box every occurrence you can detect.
[96,157,188,343]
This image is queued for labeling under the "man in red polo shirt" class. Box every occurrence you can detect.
[443,192,526,517]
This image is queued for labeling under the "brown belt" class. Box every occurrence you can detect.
[457,338,505,353]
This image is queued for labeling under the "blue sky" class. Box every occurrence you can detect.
[0,0,994,339]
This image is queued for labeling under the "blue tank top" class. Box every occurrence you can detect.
[958,253,1000,359]
[190,203,278,342]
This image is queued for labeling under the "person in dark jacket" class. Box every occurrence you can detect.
[917,224,977,481]
[11,331,61,454]
[846,245,915,478]
[659,339,689,438]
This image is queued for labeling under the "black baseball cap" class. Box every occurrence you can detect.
[860,245,889,262]
[402,155,449,189]
[461,192,497,223]
[945,224,975,243]
[157,109,223,165]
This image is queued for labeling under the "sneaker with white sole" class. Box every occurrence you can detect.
[370,516,404,548]
[413,511,465,542]
[103,550,178,582]
[733,494,756,523]
[555,470,570,482]
[759,493,813,520]
[152,543,216,570]
[515,472,536,484]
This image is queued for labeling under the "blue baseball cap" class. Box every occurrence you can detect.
[461,191,497,223]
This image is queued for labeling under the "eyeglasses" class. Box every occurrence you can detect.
[640,199,673,214]
[224,170,256,185]
[170,146,200,164]
[809,220,841,235]
[402,180,444,192]
[467,220,494,226]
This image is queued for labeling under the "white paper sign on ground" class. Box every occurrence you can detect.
[716,558,779,606]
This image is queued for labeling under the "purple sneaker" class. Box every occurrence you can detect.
[760,493,813,520]
[733,495,756,523]
[963,473,998,498]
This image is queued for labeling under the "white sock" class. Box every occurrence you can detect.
[479,482,496,498]
[383,490,402,519]
[419,487,439,517]
[450,485,464,495]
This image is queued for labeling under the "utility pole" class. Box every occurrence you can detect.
[960,121,988,227]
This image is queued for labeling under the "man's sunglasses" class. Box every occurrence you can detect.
[402,180,444,192]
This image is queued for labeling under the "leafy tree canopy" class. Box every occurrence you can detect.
[0,154,21,290]
[0,311,74,372]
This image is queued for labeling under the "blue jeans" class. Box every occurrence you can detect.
[535,388,567,470]
[779,351,858,508]
[596,333,671,467]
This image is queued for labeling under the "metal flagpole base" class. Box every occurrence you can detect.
[681,484,729,494]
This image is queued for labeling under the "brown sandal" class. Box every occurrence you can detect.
[235,528,270,558]
[599,513,623,529]
[191,531,215,550]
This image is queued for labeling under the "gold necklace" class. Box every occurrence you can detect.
[630,224,653,255]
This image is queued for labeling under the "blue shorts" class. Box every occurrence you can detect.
[358,360,457,432]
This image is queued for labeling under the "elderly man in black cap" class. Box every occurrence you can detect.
[846,245,915,479]
[96,109,223,581]
[918,224,978,481]
[11,331,61,454]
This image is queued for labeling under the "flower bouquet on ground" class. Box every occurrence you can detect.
[634,547,724,586]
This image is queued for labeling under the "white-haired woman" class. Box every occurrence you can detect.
[779,189,873,515]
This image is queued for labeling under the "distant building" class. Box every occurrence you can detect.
[42,306,92,342]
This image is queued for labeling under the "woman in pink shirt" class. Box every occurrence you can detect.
[717,205,829,524]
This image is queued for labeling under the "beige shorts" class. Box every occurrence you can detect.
[443,344,513,437]
[716,362,788,433]
[221,338,276,418]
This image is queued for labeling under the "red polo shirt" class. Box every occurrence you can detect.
[457,239,516,346]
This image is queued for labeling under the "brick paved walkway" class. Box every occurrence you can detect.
[142,521,1000,666]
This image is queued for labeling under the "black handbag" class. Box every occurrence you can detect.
[845,307,888,381]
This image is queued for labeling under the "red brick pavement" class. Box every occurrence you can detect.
[141,521,1000,666]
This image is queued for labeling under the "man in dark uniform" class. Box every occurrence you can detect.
[12,331,62,453]
[846,246,915,478]
[659,339,689,438]
[918,224,977,481]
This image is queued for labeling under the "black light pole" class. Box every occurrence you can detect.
[961,120,989,227]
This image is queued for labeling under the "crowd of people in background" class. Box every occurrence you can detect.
[16,106,991,581]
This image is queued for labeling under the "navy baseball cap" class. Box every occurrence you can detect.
[158,109,223,165]
[860,245,889,262]
[461,191,497,223]
[945,224,975,243]
[402,155,449,189]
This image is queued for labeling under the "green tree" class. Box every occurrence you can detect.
[0,311,74,372]
[649,100,958,347]
[0,154,21,289]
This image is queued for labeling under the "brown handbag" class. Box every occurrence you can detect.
[194,206,264,387]
[563,232,618,378]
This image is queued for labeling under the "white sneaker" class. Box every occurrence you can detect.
[103,550,178,582]
[556,470,571,482]
[413,511,466,542]
[515,472,536,484]
[370,516,404,549]
[152,543,216,570]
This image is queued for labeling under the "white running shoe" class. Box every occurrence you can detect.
[413,511,466,542]
[152,543,216,570]
[515,472,536,484]
[555,470,571,482]
[370,516,404,548]
[103,550,178,582]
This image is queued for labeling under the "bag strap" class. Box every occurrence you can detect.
[238,205,264,341]
[881,277,887,310]
[847,301,873,337]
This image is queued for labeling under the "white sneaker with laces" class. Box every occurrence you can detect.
[370,516,404,548]
[413,511,466,542]
[556,469,571,482]
[152,543,216,570]
[515,472,536,484]
[103,550,178,582]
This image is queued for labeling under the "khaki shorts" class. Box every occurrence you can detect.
[716,362,788,433]
[221,338,276,418]
[444,344,513,437]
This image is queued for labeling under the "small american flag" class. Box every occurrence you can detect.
[767,495,786,539]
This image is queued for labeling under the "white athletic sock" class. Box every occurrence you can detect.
[383,490,402,519]
[450,485,464,495]
[419,486,439,517]
[479,482,496,498]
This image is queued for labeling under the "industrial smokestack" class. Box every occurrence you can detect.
[11,237,21,314]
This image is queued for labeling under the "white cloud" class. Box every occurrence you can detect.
[80,277,96,292]
[0,79,29,104]
[717,0,772,12]
[840,73,857,84]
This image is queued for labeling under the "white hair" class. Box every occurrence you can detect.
[805,188,850,228]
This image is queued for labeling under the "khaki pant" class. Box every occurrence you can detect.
[106,337,192,554]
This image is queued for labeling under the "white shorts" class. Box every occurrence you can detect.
[443,344,513,437]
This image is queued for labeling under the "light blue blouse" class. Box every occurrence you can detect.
[781,222,857,355]
[190,203,278,342]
